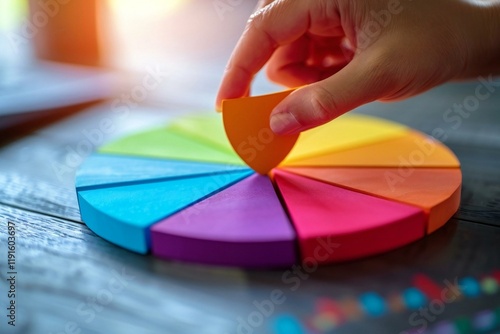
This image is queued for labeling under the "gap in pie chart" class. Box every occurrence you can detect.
[76,112,462,268]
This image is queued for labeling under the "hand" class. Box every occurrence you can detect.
[216,0,500,134]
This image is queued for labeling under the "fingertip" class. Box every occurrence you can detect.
[270,110,303,135]
[270,92,306,135]
[215,88,226,112]
[270,84,334,134]
[215,101,222,112]
[216,68,253,111]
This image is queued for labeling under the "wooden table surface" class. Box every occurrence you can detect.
[1,3,499,334]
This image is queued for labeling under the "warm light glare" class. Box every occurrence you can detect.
[0,0,27,31]
[99,0,195,70]
[107,0,185,18]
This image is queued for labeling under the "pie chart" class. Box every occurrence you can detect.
[76,113,461,267]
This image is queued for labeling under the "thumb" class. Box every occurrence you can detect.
[269,54,391,134]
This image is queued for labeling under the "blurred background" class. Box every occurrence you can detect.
[0,0,279,125]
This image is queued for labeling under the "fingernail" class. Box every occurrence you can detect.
[270,111,301,135]
[215,101,222,112]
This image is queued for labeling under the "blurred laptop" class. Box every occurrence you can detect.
[0,59,117,130]
[0,0,118,130]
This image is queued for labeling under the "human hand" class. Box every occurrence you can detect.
[216,0,500,134]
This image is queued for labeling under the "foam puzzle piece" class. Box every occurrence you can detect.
[168,114,236,155]
[151,174,296,267]
[273,170,426,263]
[222,90,299,174]
[76,153,250,190]
[285,131,460,168]
[282,167,462,233]
[99,126,244,165]
[77,170,252,253]
[284,114,408,164]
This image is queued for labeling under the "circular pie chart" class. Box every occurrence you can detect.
[76,114,462,268]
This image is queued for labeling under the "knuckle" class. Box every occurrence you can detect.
[362,48,406,98]
[247,9,264,29]
[265,60,287,85]
[265,65,280,83]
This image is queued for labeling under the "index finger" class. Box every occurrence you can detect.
[215,0,314,110]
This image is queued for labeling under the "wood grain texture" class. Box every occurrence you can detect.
[0,172,81,222]
[0,204,499,334]
[450,144,500,227]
